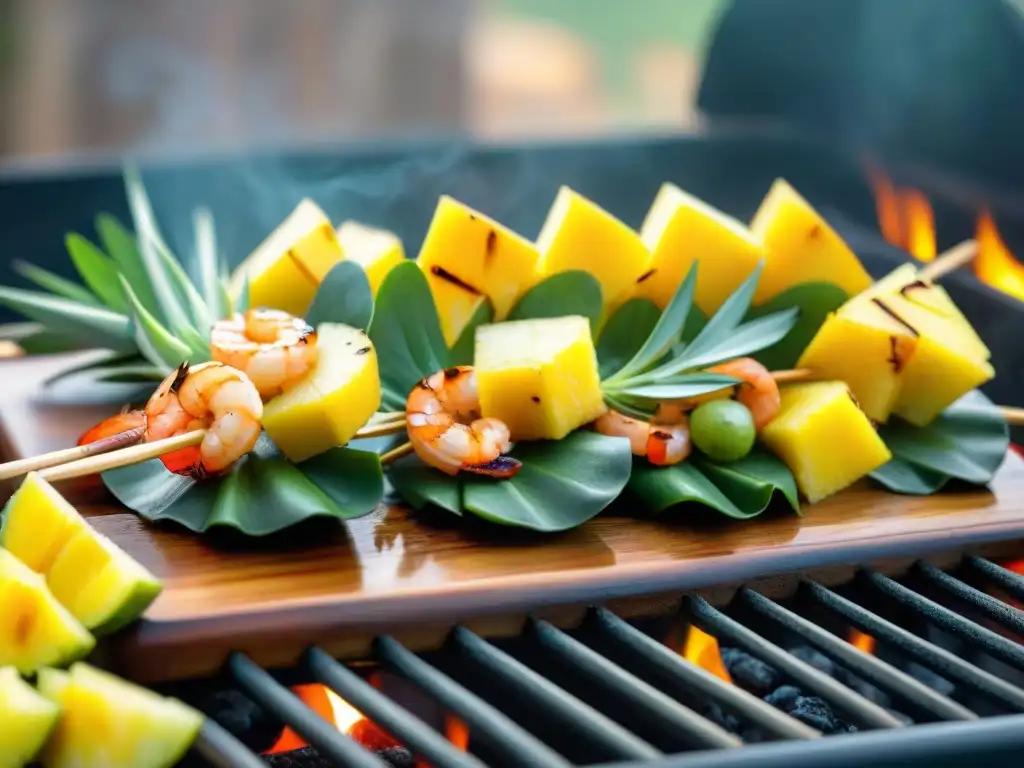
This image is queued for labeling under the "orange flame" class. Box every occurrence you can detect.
[446,715,470,750]
[848,628,877,655]
[681,625,733,684]
[975,212,1024,302]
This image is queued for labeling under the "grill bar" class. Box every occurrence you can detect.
[799,579,1024,710]
[528,618,743,751]
[192,721,268,768]
[736,588,976,721]
[228,652,385,768]
[964,556,1024,603]
[682,595,904,730]
[587,607,821,741]
[915,561,1024,634]
[862,570,1024,671]
[374,634,573,768]
[449,625,663,761]
[306,646,487,768]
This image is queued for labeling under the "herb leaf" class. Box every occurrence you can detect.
[597,298,661,379]
[12,260,102,307]
[507,271,603,332]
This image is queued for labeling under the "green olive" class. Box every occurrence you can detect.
[690,399,756,462]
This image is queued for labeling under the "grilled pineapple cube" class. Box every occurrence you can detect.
[37,663,204,768]
[229,199,345,317]
[1,472,87,574]
[0,550,95,676]
[536,187,651,320]
[336,221,406,297]
[417,196,541,345]
[475,315,606,441]
[761,381,892,503]
[262,323,381,462]
[751,179,872,305]
[0,666,59,768]
[636,182,766,314]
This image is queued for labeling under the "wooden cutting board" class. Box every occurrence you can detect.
[3,353,1024,684]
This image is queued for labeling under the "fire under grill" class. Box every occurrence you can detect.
[158,550,1024,768]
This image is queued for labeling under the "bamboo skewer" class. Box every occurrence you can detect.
[380,441,414,465]
[0,426,145,482]
[37,430,205,483]
[918,238,978,282]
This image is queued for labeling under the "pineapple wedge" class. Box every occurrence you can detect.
[262,323,381,462]
[0,472,87,574]
[536,187,651,321]
[229,199,345,317]
[636,182,766,314]
[0,667,59,768]
[751,179,873,305]
[475,315,606,441]
[417,196,542,345]
[761,381,892,504]
[0,550,95,675]
[336,220,406,297]
[37,663,204,768]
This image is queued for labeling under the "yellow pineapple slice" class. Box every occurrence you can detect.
[0,666,59,768]
[750,179,872,305]
[1,472,88,573]
[0,550,95,676]
[636,182,766,314]
[336,220,406,297]
[38,663,204,768]
[229,199,344,317]
[535,187,651,320]
[417,196,541,345]
[475,315,606,441]
[262,323,382,462]
[761,381,892,503]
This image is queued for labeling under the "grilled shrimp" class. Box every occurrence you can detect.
[77,408,146,447]
[209,308,318,400]
[405,365,522,479]
[707,357,780,430]
[594,404,692,466]
[146,361,263,479]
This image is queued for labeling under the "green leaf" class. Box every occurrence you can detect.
[100,436,383,536]
[0,323,84,355]
[368,261,449,411]
[448,300,494,366]
[606,373,739,402]
[95,214,162,320]
[13,260,102,307]
[872,390,1009,489]
[158,242,214,337]
[235,272,251,314]
[606,264,696,384]
[507,271,603,332]
[747,283,849,370]
[682,306,708,343]
[597,298,661,380]
[193,208,226,320]
[670,307,800,372]
[119,276,189,371]
[869,456,950,495]
[0,286,133,348]
[307,261,374,331]
[629,448,798,519]
[603,393,656,421]
[388,456,464,515]
[63,234,129,312]
[40,352,156,387]
[217,277,235,318]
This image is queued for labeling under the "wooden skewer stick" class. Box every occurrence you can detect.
[0,426,145,482]
[354,420,408,439]
[918,238,978,282]
[380,441,414,465]
[38,430,205,483]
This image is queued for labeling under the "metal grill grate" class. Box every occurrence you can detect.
[180,555,1024,767]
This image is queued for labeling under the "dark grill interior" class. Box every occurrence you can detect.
[156,551,1024,768]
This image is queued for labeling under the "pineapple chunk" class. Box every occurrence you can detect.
[229,199,345,317]
[417,196,541,345]
[750,179,872,305]
[797,304,919,423]
[475,315,606,441]
[536,187,651,320]
[0,666,59,768]
[336,220,406,297]
[262,323,381,462]
[636,182,766,314]
[0,472,87,574]
[761,381,892,504]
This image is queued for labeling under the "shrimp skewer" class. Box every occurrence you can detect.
[405,366,522,479]
[146,361,263,479]
[594,405,692,466]
[210,308,318,400]
[706,357,780,430]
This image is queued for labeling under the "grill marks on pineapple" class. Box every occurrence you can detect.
[900,280,955,319]
[807,223,824,240]
[485,229,498,261]
[430,265,483,295]
[870,298,919,336]
[636,267,657,284]
[285,248,320,287]
[531,395,541,403]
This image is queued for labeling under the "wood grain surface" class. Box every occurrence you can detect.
[3,353,1024,684]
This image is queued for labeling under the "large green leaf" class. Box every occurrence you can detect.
[870,390,1009,491]
[120,277,189,371]
[368,261,449,411]
[100,436,383,536]
[307,261,374,331]
[747,283,849,370]
[193,207,228,320]
[506,271,603,332]
[95,214,162,320]
[448,300,494,367]
[13,260,102,307]
[0,322,84,355]
[628,448,799,519]
[388,431,632,532]
[597,298,661,380]
[63,234,129,312]
[0,286,133,349]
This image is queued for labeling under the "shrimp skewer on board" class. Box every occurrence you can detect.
[406,365,522,479]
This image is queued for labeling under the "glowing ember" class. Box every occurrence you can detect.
[848,628,876,655]
[445,714,470,750]
[681,625,733,684]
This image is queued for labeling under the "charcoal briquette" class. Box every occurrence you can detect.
[788,695,856,735]
[198,688,285,752]
[788,645,836,677]
[764,685,802,710]
[834,669,892,708]
[721,647,782,694]
[905,662,956,696]
[701,700,742,734]
[377,746,416,767]
[262,746,335,768]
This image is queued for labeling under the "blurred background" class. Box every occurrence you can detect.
[0,0,725,162]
